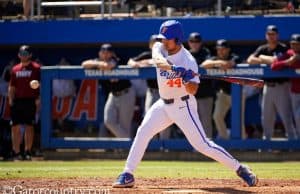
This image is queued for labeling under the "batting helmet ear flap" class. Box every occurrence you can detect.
[175,38,181,45]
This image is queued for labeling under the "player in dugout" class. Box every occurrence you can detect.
[271,33,300,139]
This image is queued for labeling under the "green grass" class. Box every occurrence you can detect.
[0,160,299,179]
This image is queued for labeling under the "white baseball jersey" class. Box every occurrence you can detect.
[152,42,200,99]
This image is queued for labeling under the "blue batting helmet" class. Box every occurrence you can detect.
[157,20,184,44]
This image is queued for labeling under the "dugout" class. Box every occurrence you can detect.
[0,16,300,150]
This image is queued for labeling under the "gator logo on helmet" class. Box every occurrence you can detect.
[161,27,168,34]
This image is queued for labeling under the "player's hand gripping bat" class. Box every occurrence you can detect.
[153,56,264,88]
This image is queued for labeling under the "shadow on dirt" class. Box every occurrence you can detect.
[201,187,255,194]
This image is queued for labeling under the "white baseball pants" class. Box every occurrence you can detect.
[124,95,240,174]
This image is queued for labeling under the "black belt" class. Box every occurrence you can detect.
[112,88,129,96]
[162,95,189,104]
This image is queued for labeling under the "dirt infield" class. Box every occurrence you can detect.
[1,178,300,194]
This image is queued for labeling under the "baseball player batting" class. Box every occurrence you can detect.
[112,20,258,188]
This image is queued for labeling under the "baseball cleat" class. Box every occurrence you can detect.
[112,172,135,188]
[236,164,258,186]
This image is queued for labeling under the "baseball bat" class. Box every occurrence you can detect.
[193,73,264,88]
[153,56,264,88]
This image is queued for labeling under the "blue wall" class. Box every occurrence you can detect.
[40,66,300,149]
[1,16,300,45]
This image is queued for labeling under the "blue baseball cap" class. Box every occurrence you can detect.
[18,45,32,57]
[189,32,202,42]
[290,34,300,43]
[100,43,114,52]
[266,25,278,33]
[216,39,230,48]
[157,20,184,43]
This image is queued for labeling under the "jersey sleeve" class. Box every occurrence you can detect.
[271,58,288,70]
[252,45,264,57]
[204,48,211,60]
[208,56,217,60]
[231,53,242,64]
[271,50,294,70]
[34,62,41,81]
[36,68,41,81]
[277,52,291,61]
[132,51,151,61]
[152,42,168,59]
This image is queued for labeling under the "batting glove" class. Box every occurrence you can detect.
[182,69,195,83]
[171,65,186,76]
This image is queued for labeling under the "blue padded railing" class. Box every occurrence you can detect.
[41,65,300,150]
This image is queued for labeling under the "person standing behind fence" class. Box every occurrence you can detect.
[8,45,40,161]
[0,59,16,160]
[128,35,159,113]
[82,44,135,138]
[127,35,172,140]
[52,57,76,134]
[23,0,30,19]
[247,25,296,140]
[52,58,76,98]
[271,34,300,139]
[202,39,246,139]
[188,32,214,138]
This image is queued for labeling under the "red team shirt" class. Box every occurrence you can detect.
[271,49,300,93]
[10,62,41,98]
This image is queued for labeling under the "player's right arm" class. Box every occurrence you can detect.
[127,58,154,68]
[152,42,172,70]
[81,59,101,68]
[184,82,198,95]
[247,54,263,65]
[201,59,229,68]
[247,46,265,65]
[81,59,116,70]
[272,52,300,70]
[8,71,16,106]
[127,51,154,68]
[8,85,15,106]
[201,56,235,69]
[258,55,275,64]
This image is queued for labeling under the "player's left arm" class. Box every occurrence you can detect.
[287,54,300,66]
[8,85,15,106]
[152,42,172,70]
[8,70,16,106]
[258,54,276,64]
[184,82,198,95]
[35,67,41,113]
[271,51,300,70]
[101,60,117,70]
[184,58,200,95]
